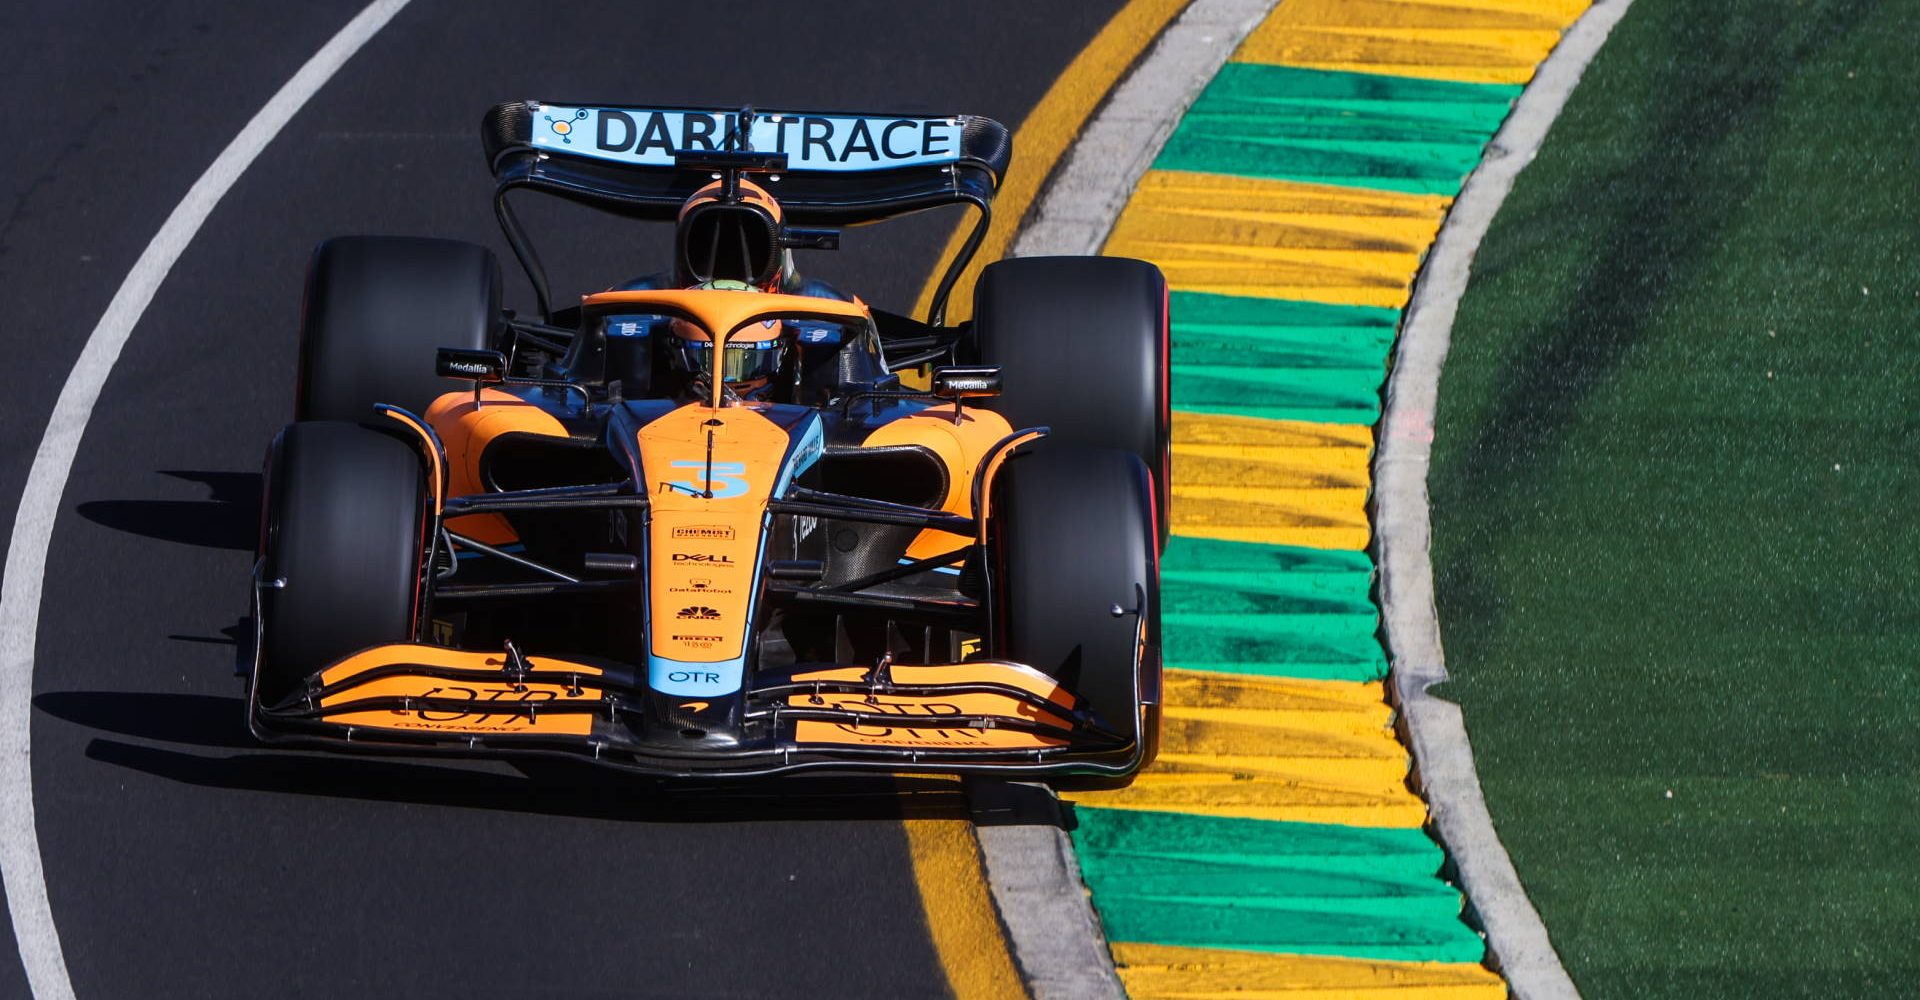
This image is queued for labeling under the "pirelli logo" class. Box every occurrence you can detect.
[672,525,736,541]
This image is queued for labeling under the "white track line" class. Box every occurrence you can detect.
[971,2,1276,997]
[0,2,411,995]
[1375,2,1636,998]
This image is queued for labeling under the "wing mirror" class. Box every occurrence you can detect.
[433,347,588,410]
[436,348,507,384]
[780,227,841,251]
[931,365,1001,424]
[437,348,508,408]
[931,365,1002,400]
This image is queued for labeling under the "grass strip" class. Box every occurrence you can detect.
[1428,0,1919,994]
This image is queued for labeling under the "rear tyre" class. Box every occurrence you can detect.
[993,446,1160,768]
[972,255,1169,547]
[253,421,426,707]
[296,235,502,422]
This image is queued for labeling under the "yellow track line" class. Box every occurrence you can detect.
[901,3,1196,994]
[909,0,1193,326]
[904,808,1030,999]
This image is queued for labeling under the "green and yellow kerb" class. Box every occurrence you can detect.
[1064,0,1592,996]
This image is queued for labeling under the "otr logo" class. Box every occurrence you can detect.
[665,460,749,499]
[667,671,721,685]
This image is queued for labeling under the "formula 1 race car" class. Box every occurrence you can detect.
[246,102,1168,782]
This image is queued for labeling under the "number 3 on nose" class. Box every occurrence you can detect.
[668,460,749,499]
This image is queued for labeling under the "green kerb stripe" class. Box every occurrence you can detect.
[1172,291,1400,425]
[1162,536,1386,682]
[1157,63,1522,195]
[1071,807,1485,962]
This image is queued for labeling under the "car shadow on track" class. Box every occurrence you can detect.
[74,471,259,551]
[36,691,971,823]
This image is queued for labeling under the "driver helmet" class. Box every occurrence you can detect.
[675,179,788,291]
[666,280,788,395]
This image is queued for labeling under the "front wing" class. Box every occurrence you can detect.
[250,642,1145,780]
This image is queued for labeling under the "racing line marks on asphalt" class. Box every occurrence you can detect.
[0,2,412,996]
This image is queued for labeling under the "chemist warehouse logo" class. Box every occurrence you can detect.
[530,106,965,173]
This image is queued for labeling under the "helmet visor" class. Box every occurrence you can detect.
[672,336,784,385]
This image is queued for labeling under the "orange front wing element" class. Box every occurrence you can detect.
[794,710,1069,751]
[313,644,606,737]
[259,646,1138,773]
[787,660,1080,750]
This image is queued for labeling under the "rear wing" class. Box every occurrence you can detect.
[481,101,1011,324]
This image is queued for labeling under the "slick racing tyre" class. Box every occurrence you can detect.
[296,235,502,422]
[992,445,1161,768]
[971,255,1169,547]
[254,421,426,707]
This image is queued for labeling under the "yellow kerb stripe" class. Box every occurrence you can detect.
[1106,171,1452,309]
[1171,411,1375,550]
[1065,671,1428,828]
[1113,942,1508,999]
[909,0,1193,325]
[1232,0,1590,85]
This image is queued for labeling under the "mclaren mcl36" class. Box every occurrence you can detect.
[246,102,1169,783]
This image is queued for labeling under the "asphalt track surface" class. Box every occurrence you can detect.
[0,2,1126,996]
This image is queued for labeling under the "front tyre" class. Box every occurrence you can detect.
[296,235,501,422]
[972,255,1170,547]
[253,421,426,708]
[993,446,1160,769]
